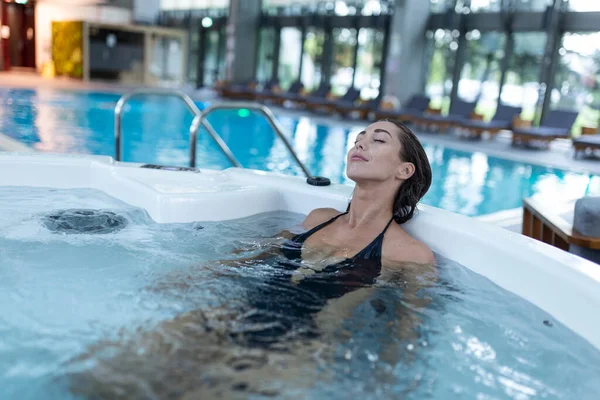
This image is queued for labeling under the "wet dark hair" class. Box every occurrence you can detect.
[349,119,432,225]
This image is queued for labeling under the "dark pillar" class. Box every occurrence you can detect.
[225,0,261,84]
[537,0,564,124]
[382,0,430,106]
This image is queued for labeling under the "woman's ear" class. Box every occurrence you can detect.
[396,162,415,180]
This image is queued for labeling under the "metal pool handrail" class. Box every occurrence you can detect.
[113,89,241,168]
[193,102,312,178]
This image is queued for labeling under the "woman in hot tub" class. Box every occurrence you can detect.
[69,119,438,399]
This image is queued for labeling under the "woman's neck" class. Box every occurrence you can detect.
[346,182,397,228]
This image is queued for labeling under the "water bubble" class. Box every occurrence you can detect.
[366,351,378,362]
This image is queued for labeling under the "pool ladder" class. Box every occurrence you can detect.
[114,89,323,183]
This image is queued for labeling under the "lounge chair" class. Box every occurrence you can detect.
[512,109,579,148]
[573,134,600,158]
[455,104,523,139]
[270,81,304,106]
[307,87,362,113]
[253,79,281,102]
[373,95,432,122]
[411,99,477,132]
[337,98,381,120]
[220,79,258,100]
[293,83,332,108]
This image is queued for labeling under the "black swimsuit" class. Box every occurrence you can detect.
[236,212,395,348]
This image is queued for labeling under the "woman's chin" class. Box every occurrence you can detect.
[346,172,369,183]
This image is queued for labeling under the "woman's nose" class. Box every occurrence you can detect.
[355,140,365,150]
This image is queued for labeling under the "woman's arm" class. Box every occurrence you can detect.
[149,208,343,292]
[148,230,294,293]
[313,286,376,338]
[377,261,438,363]
[311,261,437,343]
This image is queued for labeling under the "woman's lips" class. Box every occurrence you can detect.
[350,154,368,162]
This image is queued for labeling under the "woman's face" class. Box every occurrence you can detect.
[346,121,414,184]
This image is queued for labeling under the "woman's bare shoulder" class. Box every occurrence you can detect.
[383,224,436,266]
[303,208,343,230]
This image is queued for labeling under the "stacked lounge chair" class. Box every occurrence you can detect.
[220,79,259,100]
[294,82,332,108]
[270,81,305,106]
[511,109,579,149]
[573,133,600,158]
[253,79,281,102]
[337,98,381,120]
[306,87,362,114]
[373,95,432,122]
[455,104,523,139]
[411,99,477,132]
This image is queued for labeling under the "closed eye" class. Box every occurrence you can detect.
[374,139,385,143]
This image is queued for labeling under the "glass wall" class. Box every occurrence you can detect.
[149,36,185,83]
[469,0,502,12]
[188,21,201,83]
[457,31,506,119]
[424,0,600,131]
[256,15,387,98]
[256,28,277,83]
[202,29,222,87]
[331,28,358,95]
[551,32,600,135]
[160,0,230,11]
[568,0,600,12]
[430,0,553,12]
[262,0,395,15]
[354,28,385,99]
[278,27,303,88]
[513,0,552,11]
[430,0,459,13]
[301,29,325,91]
[500,33,546,120]
[424,29,458,111]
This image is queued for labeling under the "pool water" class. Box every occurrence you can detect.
[1,88,600,216]
[1,187,600,399]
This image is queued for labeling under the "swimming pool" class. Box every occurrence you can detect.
[1,87,599,216]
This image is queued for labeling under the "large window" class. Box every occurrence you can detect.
[551,32,600,135]
[278,27,303,89]
[331,28,358,95]
[354,28,385,100]
[424,29,459,111]
[513,0,552,11]
[430,0,459,13]
[431,0,552,13]
[160,0,230,11]
[202,29,223,87]
[256,28,276,83]
[188,21,201,84]
[457,31,506,119]
[568,0,600,12]
[469,0,502,12]
[500,33,546,120]
[301,29,325,91]
[262,0,395,15]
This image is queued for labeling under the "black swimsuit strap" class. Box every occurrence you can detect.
[292,211,349,244]
[350,217,395,260]
[382,217,395,234]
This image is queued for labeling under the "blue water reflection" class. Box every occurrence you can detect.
[0,88,598,217]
